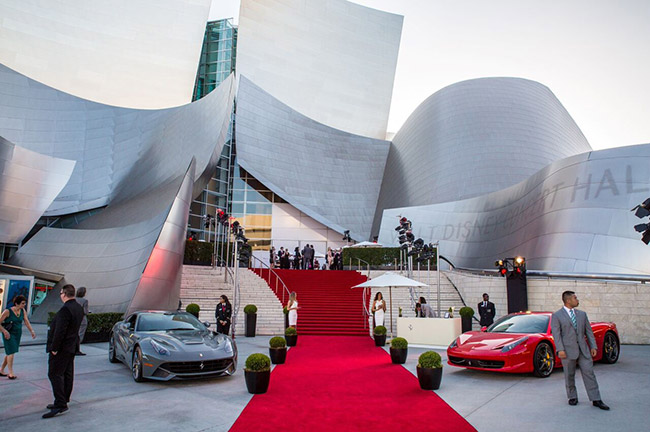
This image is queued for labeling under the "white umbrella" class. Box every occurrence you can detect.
[348,241,383,248]
[353,272,426,338]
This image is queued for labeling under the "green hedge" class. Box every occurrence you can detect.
[285,327,297,336]
[245,353,271,372]
[269,336,286,348]
[391,337,408,349]
[459,306,475,318]
[244,304,257,314]
[418,351,442,369]
[184,240,234,266]
[373,325,387,335]
[342,247,437,269]
[49,311,124,333]
[186,303,200,318]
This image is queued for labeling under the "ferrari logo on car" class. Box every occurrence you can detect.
[200,362,204,370]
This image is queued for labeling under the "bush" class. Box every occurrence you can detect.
[283,306,288,315]
[459,306,475,318]
[269,336,286,348]
[391,337,408,349]
[285,327,297,336]
[418,351,442,369]
[244,304,258,314]
[373,325,387,335]
[186,303,200,318]
[49,311,123,333]
[245,353,271,372]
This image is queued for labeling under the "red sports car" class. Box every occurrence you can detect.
[447,311,620,377]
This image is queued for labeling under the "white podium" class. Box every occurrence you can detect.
[396,317,462,346]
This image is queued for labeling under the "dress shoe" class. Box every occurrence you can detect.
[42,407,68,418]
[568,398,578,406]
[593,400,610,410]
[75,352,86,356]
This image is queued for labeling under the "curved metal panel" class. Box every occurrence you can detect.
[236,76,391,241]
[378,144,650,275]
[0,136,75,243]
[236,0,403,139]
[0,64,236,216]
[373,77,592,235]
[0,0,211,108]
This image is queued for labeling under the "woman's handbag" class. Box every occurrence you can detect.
[2,320,13,333]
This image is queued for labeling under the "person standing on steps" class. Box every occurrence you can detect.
[551,290,609,411]
[287,292,299,329]
[43,284,84,419]
[1,295,36,379]
[75,287,89,356]
[478,293,496,327]
[371,292,386,328]
[215,295,232,335]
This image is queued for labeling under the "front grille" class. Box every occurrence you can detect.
[159,358,233,375]
[449,356,504,369]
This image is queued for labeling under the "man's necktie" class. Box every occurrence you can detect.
[570,309,577,330]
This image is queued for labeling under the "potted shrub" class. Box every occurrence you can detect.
[416,351,443,390]
[283,306,289,330]
[186,303,200,319]
[269,336,287,364]
[244,304,258,337]
[390,337,408,364]
[373,325,387,346]
[285,326,298,347]
[244,353,271,394]
[459,306,475,333]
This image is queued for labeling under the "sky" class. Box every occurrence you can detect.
[210,0,650,150]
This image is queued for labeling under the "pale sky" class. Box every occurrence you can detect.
[210,0,650,150]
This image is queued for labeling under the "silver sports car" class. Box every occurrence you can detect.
[109,310,237,382]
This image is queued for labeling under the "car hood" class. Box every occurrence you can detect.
[143,330,230,351]
[453,332,531,352]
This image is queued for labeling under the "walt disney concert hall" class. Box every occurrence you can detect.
[1,0,649,318]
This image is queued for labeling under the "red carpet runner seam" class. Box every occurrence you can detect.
[229,336,476,432]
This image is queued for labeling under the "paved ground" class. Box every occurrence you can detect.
[1,337,647,431]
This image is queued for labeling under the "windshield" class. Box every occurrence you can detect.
[136,312,206,332]
[488,314,549,334]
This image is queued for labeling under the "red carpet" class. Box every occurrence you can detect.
[230,336,476,432]
[252,269,370,336]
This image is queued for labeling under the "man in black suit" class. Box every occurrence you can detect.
[43,284,84,418]
[478,293,496,327]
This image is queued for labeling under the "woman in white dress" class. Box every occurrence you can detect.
[287,292,299,328]
[371,292,386,328]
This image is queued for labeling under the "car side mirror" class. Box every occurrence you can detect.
[203,321,211,328]
[481,326,488,332]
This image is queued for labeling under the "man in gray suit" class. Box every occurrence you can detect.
[551,290,609,410]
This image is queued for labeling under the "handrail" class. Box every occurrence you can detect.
[249,254,292,304]
[348,257,371,277]
[448,265,650,283]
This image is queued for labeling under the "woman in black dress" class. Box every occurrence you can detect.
[215,295,232,335]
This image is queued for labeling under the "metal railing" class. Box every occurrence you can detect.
[348,257,371,277]
[249,254,292,304]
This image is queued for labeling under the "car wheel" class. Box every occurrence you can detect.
[601,331,620,364]
[533,342,555,378]
[108,334,119,363]
[132,346,144,382]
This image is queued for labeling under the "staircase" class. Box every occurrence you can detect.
[252,269,369,336]
[180,266,284,336]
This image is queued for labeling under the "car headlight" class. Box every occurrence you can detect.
[501,337,529,353]
[449,338,458,349]
[150,339,171,356]
[224,339,234,355]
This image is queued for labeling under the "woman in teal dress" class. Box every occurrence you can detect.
[1,295,36,379]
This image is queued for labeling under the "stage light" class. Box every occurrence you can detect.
[500,268,507,276]
[632,198,650,218]
[514,256,525,266]
[634,223,649,233]
[342,230,352,242]
[495,260,504,267]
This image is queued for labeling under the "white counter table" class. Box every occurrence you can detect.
[396,317,462,346]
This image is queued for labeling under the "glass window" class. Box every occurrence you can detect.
[489,314,549,334]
